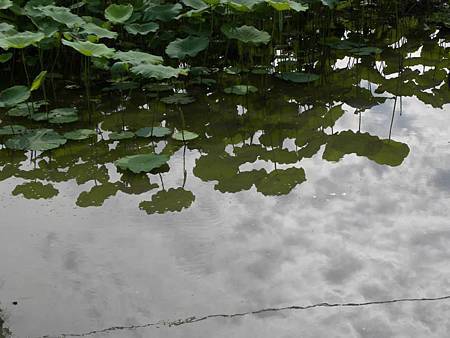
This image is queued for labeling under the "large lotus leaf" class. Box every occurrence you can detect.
[182,0,209,10]
[114,50,163,65]
[30,70,47,91]
[34,5,84,28]
[64,129,97,140]
[279,72,320,83]
[109,131,135,140]
[221,24,270,45]
[172,130,199,141]
[0,125,26,135]
[6,100,47,117]
[139,188,195,214]
[131,64,188,80]
[160,93,195,105]
[0,31,45,49]
[267,0,308,11]
[115,153,169,173]
[5,129,67,151]
[255,168,306,196]
[105,4,133,24]
[143,3,183,22]
[224,85,258,95]
[0,0,12,10]
[33,107,78,124]
[323,131,410,166]
[76,183,118,207]
[136,127,172,138]
[226,0,264,11]
[166,36,209,59]
[0,86,31,108]
[62,39,115,58]
[12,181,58,199]
[125,22,159,35]
[82,23,118,39]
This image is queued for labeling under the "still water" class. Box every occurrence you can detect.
[0,25,449,338]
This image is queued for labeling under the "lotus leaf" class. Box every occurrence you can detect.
[0,52,12,63]
[0,86,31,108]
[224,85,258,95]
[125,22,159,35]
[166,36,209,59]
[143,3,183,22]
[30,70,47,91]
[0,125,26,135]
[82,23,118,39]
[0,0,12,10]
[5,129,67,151]
[64,129,97,140]
[136,127,172,138]
[115,153,169,173]
[34,5,85,28]
[109,131,135,140]
[62,39,115,58]
[221,25,271,45]
[105,4,133,24]
[0,31,45,49]
[114,50,163,65]
[131,64,188,80]
[160,93,195,105]
[172,130,199,141]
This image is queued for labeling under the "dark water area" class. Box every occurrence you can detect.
[0,1,449,337]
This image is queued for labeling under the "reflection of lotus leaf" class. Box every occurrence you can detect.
[166,35,209,59]
[67,163,109,185]
[172,130,199,141]
[117,173,158,195]
[323,131,410,166]
[62,39,115,58]
[76,183,118,207]
[161,93,195,105]
[109,131,135,140]
[5,129,67,151]
[224,85,258,95]
[12,182,58,199]
[115,153,169,173]
[64,129,97,140]
[136,127,171,138]
[255,167,306,196]
[139,188,195,214]
[279,72,320,83]
[143,3,183,22]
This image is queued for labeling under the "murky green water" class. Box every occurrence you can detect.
[0,17,449,338]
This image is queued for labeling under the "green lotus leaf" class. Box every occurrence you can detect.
[115,153,169,173]
[227,0,264,12]
[221,24,271,45]
[172,130,199,141]
[82,23,118,40]
[12,181,58,199]
[350,46,382,56]
[124,22,159,35]
[105,4,133,24]
[139,188,195,214]
[0,52,12,63]
[143,3,183,22]
[0,125,26,135]
[160,93,195,105]
[224,84,258,95]
[109,131,135,140]
[255,168,306,196]
[114,50,163,65]
[131,64,188,80]
[62,39,115,58]
[6,101,47,117]
[0,31,45,49]
[182,0,209,10]
[33,107,78,124]
[166,35,209,59]
[0,0,12,10]
[0,85,31,108]
[30,70,47,91]
[267,0,308,12]
[136,127,172,138]
[64,129,97,140]
[279,72,320,83]
[34,5,85,28]
[5,129,67,151]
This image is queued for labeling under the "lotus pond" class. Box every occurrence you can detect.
[0,0,449,337]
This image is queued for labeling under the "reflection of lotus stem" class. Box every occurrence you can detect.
[182,144,187,188]
[21,50,30,86]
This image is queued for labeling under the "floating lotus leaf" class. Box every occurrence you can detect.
[0,0,12,10]
[255,168,306,196]
[5,129,67,151]
[0,85,31,108]
[30,70,47,91]
[12,182,58,199]
[139,188,195,214]
[105,4,133,24]
[166,35,209,59]
[160,93,195,105]
[172,130,199,141]
[0,125,26,135]
[76,183,118,207]
[33,107,78,124]
[0,52,12,63]
[224,85,258,95]
[64,129,97,140]
[0,31,45,49]
[109,131,135,140]
[279,72,320,83]
[136,127,171,138]
[143,3,183,22]
[114,50,163,65]
[34,5,84,28]
[125,22,159,35]
[115,153,169,173]
[131,64,188,80]
[221,24,271,45]
[6,101,47,117]
[82,23,118,39]
[62,39,115,58]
